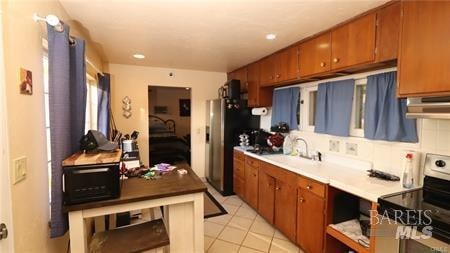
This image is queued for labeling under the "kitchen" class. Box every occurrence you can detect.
[206,1,450,253]
[1,0,449,253]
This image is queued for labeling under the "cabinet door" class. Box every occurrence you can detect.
[259,55,276,86]
[297,189,325,253]
[247,62,259,107]
[233,176,245,199]
[299,32,331,77]
[258,171,275,224]
[376,1,401,62]
[245,165,259,210]
[331,13,376,70]
[274,180,297,242]
[275,47,299,83]
[398,1,450,97]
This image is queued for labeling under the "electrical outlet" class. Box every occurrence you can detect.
[329,140,340,152]
[346,142,358,156]
[13,156,27,184]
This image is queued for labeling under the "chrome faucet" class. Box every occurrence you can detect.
[294,137,310,159]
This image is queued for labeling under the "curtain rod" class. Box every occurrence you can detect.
[34,13,105,77]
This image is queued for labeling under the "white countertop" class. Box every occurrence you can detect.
[234,146,419,203]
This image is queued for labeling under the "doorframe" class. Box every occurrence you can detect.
[0,3,15,252]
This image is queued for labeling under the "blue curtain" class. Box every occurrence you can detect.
[97,73,111,137]
[364,71,418,142]
[271,87,300,130]
[48,24,86,237]
[315,79,355,136]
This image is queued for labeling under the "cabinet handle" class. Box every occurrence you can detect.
[320,62,326,67]
[276,74,280,78]
[333,58,340,63]
[306,185,312,190]
[275,187,280,190]
[299,198,305,203]
[253,174,257,177]
[270,76,274,80]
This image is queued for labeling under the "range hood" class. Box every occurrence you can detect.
[406,96,450,119]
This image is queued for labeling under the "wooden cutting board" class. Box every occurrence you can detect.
[62,150,122,166]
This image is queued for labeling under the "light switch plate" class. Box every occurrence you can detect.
[13,156,27,184]
[329,140,340,152]
[346,143,358,156]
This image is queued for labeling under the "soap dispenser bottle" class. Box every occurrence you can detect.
[402,153,414,189]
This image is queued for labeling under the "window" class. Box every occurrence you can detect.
[43,54,52,219]
[85,75,98,132]
[302,86,318,132]
[350,78,367,137]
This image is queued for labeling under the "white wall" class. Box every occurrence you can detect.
[109,64,226,177]
[2,1,104,252]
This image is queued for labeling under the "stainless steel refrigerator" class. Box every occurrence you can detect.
[205,99,259,195]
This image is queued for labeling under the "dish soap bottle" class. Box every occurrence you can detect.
[402,153,414,188]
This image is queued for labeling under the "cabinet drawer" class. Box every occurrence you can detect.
[245,156,260,168]
[297,177,325,198]
[234,150,245,161]
[233,159,245,179]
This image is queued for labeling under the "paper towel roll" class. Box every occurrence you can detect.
[252,107,268,116]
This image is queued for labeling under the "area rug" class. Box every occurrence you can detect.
[204,191,227,218]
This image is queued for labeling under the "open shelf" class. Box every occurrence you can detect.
[326,225,370,253]
[90,218,169,253]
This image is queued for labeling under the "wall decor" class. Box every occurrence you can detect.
[122,96,132,118]
[179,99,191,117]
[154,106,168,114]
[19,68,33,95]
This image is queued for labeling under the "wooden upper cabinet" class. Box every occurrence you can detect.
[258,171,275,224]
[331,13,376,70]
[398,1,450,97]
[275,46,299,82]
[259,55,276,86]
[376,1,401,62]
[299,32,331,77]
[247,62,273,107]
[227,67,248,93]
[274,180,297,242]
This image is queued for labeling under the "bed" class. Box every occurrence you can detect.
[149,115,191,165]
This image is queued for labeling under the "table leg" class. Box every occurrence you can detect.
[167,193,204,253]
[69,210,88,253]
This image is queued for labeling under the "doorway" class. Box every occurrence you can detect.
[148,86,192,166]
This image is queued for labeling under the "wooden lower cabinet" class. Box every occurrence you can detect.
[297,188,325,253]
[233,176,245,199]
[274,180,297,242]
[257,171,275,224]
[245,164,259,210]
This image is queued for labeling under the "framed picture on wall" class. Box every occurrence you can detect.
[179,99,191,117]
[19,68,33,95]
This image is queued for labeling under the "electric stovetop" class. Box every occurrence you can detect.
[379,188,450,243]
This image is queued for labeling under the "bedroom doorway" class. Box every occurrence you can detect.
[148,86,191,166]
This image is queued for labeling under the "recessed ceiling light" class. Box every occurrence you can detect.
[133,54,145,59]
[265,34,276,40]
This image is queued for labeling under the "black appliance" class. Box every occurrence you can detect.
[219,79,240,100]
[378,153,450,244]
[63,162,121,205]
[205,98,260,195]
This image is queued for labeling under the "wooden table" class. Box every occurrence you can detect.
[65,164,207,253]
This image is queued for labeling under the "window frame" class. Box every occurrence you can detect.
[85,74,98,133]
[350,78,367,138]
[301,85,318,132]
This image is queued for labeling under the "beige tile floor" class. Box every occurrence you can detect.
[204,183,304,253]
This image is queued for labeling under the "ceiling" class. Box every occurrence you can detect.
[59,0,388,72]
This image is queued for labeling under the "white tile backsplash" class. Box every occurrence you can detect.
[260,112,450,177]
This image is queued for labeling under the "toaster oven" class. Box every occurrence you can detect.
[63,162,121,205]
